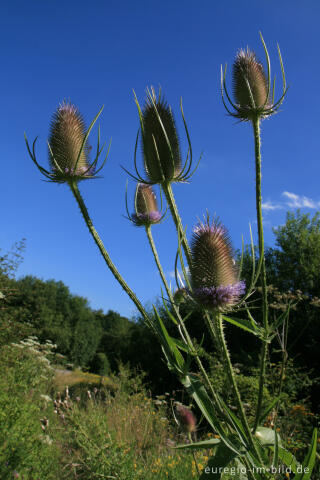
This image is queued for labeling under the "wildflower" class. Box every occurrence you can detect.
[190,217,245,310]
[141,87,182,184]
[176,404,197,433]
[131,183,162,226]
[40,394,52,403]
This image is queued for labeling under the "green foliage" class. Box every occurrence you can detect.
[90,352,110,375]
[4,275,103,367]
[0,338,62,479]
[272,210,320,294]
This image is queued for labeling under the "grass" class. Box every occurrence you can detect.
[0,340,208,479]
[1,337,318,479]
[53,368,114,391]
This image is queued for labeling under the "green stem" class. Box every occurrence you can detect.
[274,310,289,423]
[188,432,200,477]
[216,313,263,464]
[69,181,151,328]
[252,118,269,433]
[162,181,192,268]
[203,311,223,358]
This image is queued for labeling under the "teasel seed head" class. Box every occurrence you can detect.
[190,217,245,310]
[48,101,92,181]
[175,404,197,433]
[132,183,162,227]
[221,33,287,122]
[232,48,269,120]
[141,87,182,184]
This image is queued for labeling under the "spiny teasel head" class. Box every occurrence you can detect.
[141,87,182,184]
[221,33,287,122]
[190,217,245,310]
[131,183,162,227]
[48,101,92,181]
[175,403,197,433]
[25,103,109,184]
[232,48,269,119]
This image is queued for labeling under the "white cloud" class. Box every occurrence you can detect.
[282,191,320,209]
[262,201,283,211]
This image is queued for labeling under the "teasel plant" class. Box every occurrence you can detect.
[220,31,288,441]
[25,34,318,479]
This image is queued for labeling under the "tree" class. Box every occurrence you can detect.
[272,210,320,295]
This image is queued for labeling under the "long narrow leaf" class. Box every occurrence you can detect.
[222,315,260,336]
[294,428,318,480]
[175,438,221,450]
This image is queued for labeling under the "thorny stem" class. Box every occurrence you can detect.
[162,181,192,268]
[215,312,264,466]
[274,309,289,424]
[252,118,269,433]
[69,181,152,330]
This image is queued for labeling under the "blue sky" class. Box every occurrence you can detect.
[1,0,320,317]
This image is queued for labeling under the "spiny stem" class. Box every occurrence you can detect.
[252,118,269,433]
[162,181,192,268]
[69,181,152,329]
[215,312,263,465]
[274,310,289,424]
[203,311,223,358]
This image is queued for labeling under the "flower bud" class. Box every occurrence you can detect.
[190,219,245,310]
[48,101,92,180]
[176,404,197,433]
[132,183,162,226]
[232,48,269,120]
[142,88,182,184]
[173,288,188,305]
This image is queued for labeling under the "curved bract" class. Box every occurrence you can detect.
[25,102,110,184]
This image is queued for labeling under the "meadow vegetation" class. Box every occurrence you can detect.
[0,211,319,478]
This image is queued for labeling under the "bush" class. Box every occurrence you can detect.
[90,352,111,375]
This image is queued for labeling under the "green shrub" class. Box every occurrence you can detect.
[90,352,110,375]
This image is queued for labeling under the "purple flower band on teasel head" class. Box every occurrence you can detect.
[193,281,246,309]
[58,101,79,115]
[64,165,95,176]
[193,222,226,237]
[132,210,162,225]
